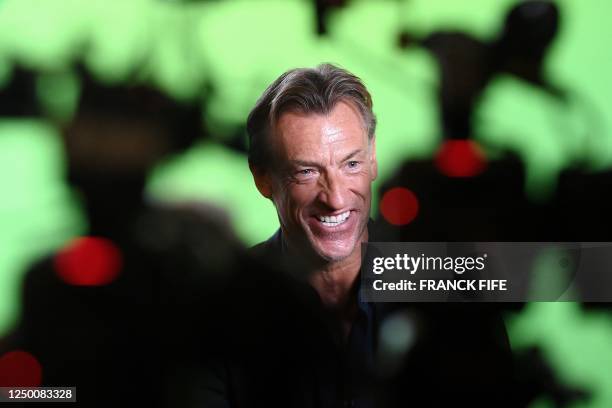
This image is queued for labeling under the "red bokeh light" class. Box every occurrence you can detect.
[435,140,487,177]
[0,350,42,387]
[380,187,419,226]
[54,237,122,286]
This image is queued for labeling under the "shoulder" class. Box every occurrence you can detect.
[250,229,283,259]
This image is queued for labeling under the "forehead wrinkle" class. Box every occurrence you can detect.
[320,123,344,145]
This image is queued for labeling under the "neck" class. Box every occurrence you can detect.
[308,250,362,310]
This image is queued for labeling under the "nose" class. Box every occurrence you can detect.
[318,170,347,210]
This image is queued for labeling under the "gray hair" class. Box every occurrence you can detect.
[246,63,376,170]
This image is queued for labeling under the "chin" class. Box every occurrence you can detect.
[312,240,357,263]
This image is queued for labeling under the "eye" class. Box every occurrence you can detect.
[347,160,361,170]
[294,168,317,180]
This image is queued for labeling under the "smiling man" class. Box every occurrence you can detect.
[248,64,377,313]
[199,64,514,408]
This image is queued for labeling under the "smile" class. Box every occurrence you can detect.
[318,211,350,227]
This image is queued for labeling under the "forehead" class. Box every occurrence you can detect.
[272,101,367,162]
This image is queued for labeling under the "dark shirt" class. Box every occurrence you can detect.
[248,226,377,407]
[203,223,516,408]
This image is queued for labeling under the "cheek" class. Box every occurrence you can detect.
[350,173,373,197]
[278,184,318,217]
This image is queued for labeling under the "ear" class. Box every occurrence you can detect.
[249,164,273,199]
[369,136,378,181]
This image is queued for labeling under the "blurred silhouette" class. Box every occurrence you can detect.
[393,0,611,243]
[61,67,202,238]
[388,1,596,405]
[0,65,39,117]
[389,0,565,243]
[398,0,562,140]
[0,65,249,407]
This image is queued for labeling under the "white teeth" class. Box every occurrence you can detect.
[318,211,350,226]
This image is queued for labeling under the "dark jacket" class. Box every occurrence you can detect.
[199,228,517,408]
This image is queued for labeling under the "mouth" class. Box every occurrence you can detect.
[316,210,351,228]
[305,209,361,258]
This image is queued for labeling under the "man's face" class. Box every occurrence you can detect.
[256,101,377,262]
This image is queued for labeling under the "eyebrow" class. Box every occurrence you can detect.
[341,149,364,162]
[289,149,364,168]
